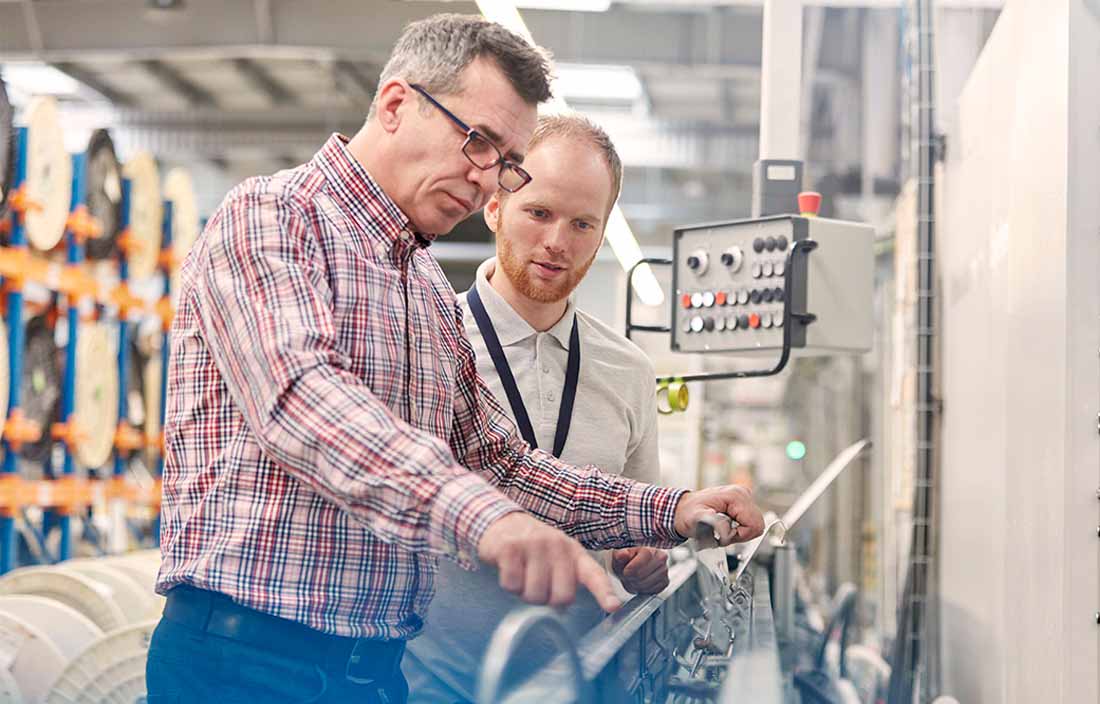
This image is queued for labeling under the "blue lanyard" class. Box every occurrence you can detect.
[466,285,580,459]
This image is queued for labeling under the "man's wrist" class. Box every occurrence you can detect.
[429,472,522,568]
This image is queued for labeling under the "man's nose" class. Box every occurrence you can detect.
[467,164,497,205]
[543,222,570,254]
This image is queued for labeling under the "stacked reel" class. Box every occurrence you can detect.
[0,81,200,574]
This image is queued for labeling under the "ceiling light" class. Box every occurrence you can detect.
[555,63,642,103]
[515,0,610,10]
[1,63,86,103]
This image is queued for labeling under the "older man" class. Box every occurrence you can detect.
[405,114,673,703]
[148,13,763,704]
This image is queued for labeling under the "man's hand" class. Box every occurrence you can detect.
[611,547,669,595]
[478,512,622,613]
[673,485,765,545]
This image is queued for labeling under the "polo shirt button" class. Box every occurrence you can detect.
[542,367,550,374]
[547,391,555,401]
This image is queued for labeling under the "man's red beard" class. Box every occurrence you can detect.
[495,225,600,304]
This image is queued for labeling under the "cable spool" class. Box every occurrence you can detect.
[73,322,118,470]
[121,152,161,280]
[163,167,199,291]
[82,130,123,261]
[0,610,66,704]
[62,560,157,622]
[0,567,127,633]
[45,619,157,704]
[135,324,162,469]
[0,77,13,218]
[20,315,61,466]
[0,595,104,661]
[23,97,72,252]
[125,319,159,462]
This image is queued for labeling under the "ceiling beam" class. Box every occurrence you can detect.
[139,59,218,107]
[329,60,377,106]
[51,61,137,107]
[230,57,297,105]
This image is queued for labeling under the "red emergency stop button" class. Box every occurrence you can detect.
[749,313,761,329]
[798,191,822,217]
[681,293,693,309]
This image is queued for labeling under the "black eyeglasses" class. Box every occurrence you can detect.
[409,83,532,193]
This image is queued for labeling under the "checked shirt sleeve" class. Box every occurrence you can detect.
[192,191,521,565]
[447,310,687,551]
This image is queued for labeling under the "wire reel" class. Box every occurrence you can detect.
[19,315,61,466]
[82,129,123,260]
[23,97,71,252]
[74,321,119,470]
[121,152,162,280]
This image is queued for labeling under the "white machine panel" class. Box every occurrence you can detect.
[670,215,873,355]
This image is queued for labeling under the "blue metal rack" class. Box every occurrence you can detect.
[0,127,30,575]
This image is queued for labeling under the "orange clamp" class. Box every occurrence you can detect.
[65,205,102,243]
[147,431,165,455]
[116,228,146,256]
[7,186,43,216]
[156,296,174,332]
[110,283,144,317]
[114,422,144,452]
[157,248,178,272]
[51,420,89,449]
[50,476,93,515]
[4,409,42,452]
[0,475,30,516]
[58,264,98,302]
[0,247,31,289]
[107,475,138,502]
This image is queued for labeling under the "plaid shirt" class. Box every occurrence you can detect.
[157,135,686,640]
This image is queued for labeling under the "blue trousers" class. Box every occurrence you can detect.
[146,616,409,704]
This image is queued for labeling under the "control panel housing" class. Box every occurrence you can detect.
[671,215,873,355]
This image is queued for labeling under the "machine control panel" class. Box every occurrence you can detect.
[671,215,873,355]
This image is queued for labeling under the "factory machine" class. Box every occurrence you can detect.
[473,186,879,704]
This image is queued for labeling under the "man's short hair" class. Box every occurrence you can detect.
[368,13,553,120]
[519,113,624,218]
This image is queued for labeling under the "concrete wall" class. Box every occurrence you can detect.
[938,1,1099,701]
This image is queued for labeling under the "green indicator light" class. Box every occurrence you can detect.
[786,441,807,461]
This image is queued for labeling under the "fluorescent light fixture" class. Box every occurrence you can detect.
[476,0,665,307]
[555,63,642,103]
[604,209,663,306]
[515,0,610,10]
[1,63,87,103]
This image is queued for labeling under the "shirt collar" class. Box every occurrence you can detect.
[473,258,576,348]
[312,134,436,252]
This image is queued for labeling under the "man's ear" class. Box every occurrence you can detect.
[373,79,412,134]
[484,193,503,233]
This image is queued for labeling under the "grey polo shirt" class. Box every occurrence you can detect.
[403,257,662,703]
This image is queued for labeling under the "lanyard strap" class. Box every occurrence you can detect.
[467,284,580,458]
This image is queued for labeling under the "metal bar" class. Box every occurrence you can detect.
[57,152,88,562]
[113,178,132,482]
[0,127,29,575]
[153,200,174,545]
[758,0,803,160]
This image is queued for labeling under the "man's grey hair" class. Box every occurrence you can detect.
[367,14,554,120]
